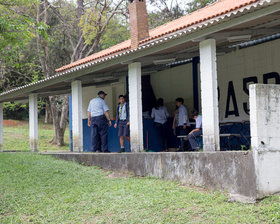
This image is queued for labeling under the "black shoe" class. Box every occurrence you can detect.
[118,148,125,153]
[104,150,111,153]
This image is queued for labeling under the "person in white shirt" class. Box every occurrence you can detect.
[151,98,169,151]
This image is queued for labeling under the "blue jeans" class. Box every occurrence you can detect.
[188,129,202,150]
[91,115,108,152]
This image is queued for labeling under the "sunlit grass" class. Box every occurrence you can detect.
[3,119,69,151]
[0,153,279,223]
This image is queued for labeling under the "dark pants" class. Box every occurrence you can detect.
[188,129,202,150]
[91,115,108,152]
[176,126,191,150]
[154,122,168,151]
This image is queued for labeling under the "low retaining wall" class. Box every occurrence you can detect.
[44,151,257,201]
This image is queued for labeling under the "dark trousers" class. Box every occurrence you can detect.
[176,126,191,150]
[188,129,202,150]
[154,122,168,151]
[91,115,108,152]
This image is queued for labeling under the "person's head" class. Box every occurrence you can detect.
[191,109,199,119]
[155,98,164,109]
[98,90,107,99]
[157,98,164,106]
[175,97,184,107]
[119,95,125,104]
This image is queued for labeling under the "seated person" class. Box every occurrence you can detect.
[188,109,202,151]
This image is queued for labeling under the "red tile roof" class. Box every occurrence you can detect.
[56,0,263,73]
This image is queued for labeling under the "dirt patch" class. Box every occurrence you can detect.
[3,120,26,127]
[106,170,134,179]
[21,214,34,223]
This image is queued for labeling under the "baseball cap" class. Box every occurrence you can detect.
[98,90,107,96]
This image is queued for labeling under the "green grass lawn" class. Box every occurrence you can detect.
[3,120,69,151]
[0,153,280,223]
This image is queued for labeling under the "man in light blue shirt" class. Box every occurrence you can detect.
[87,91,112,152]
[188,109,202,151]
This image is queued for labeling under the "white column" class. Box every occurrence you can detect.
[0,103,3,152]
[71,80,83,152]
[250,84,280,198]
[128,62,144,152]
[29,94,38,152]
[199,39,220,151]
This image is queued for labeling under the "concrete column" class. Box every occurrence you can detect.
[128,62,144,152]
[250,84,280,198]
[199,39,220,151]
[29,94,38,152]
[0,103,3,152]
[71,80,83,152]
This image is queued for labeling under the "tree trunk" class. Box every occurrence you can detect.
[44,100,52,124]
[49,96,63,146]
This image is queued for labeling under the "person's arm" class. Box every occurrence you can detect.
[105,111,112,127]
[114,105,119,128]
[172,114,176,129]
[151,108,155,119]
[189,128,199,135]
[87,102,91,127]
[165,107,169,118]
[126,103,130,125]
[88,112,91,127]
[182,107,188,129]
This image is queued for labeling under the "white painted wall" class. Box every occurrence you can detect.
[218,39,280,122]
[150,62,193,116]
[199,39,220,151]
[72,80,83,152]
[150,38,280,122]
[250,84,280,197]
[82,77,126,120]
[29,94,38,152]
[0,103,3,152]
[129,62,144,152]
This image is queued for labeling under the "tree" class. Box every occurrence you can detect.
[0,0,45,92]
[147,0,186,28]
[36,0,128,146]
[187,0,218,13]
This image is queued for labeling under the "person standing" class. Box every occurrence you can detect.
[188,109,202,151]
[88,91,112,153]
[114,95,130,153]
[172,97,191,151]
[151,98,169,151]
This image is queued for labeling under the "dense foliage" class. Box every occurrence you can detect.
[0,0,216,144]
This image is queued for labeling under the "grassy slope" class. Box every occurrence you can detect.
[3,120,69,151]
[0,153,280,224]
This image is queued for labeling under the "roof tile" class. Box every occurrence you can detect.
[56,0,261,73]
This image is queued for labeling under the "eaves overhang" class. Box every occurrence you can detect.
[0,0,279,103]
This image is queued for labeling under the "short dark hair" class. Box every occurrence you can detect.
[191,109,199,117]
[157,98,164,106]
[176,97,184,104]
[119,95,125,99]
[155,98,164,109]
